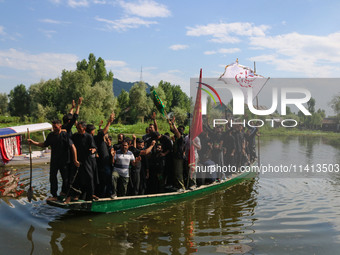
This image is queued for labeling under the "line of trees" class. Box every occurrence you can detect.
[0,53,191,125]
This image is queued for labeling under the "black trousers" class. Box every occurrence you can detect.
[50,164,69,197]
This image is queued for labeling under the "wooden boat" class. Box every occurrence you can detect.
[47,168,257,213]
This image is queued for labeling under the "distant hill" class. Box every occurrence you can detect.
[112,78,151,96]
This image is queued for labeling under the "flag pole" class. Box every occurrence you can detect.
[254,61,260,166]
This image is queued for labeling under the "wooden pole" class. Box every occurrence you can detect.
[256,96,260,166]
[254,61,260,166]
[27,128,33,202]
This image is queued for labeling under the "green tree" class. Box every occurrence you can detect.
[59,70,91,113]
[80,80,116,123]
[158,81,173,112]
[172,106,188,125]
[94,57,107,84]
[29,78,62,113]
[117,89,130,111]
[8,84,30,117]
[129,82,151,123]
[29,84,61,121]
[0,93,8,115]
[87,53,96,83]
[307,97,315,114]
[286,106,292,115]
[158,81,190,113]
[330,94,340,118]
[76,53,113,86]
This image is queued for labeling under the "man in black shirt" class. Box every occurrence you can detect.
[223,128,236,174]
[71,121,97,201]
[129,137,154,195]
[62,97,83,136]
[28,120,79,201]
[113,133,125,151]
[94,112,115,197]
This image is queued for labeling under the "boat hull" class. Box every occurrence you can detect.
[47,169,257,213]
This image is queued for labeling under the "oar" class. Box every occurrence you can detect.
[27,128,33,202]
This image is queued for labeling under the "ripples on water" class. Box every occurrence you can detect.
[1,136,340,254]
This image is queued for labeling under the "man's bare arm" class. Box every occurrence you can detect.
[75,97,83,115]
[71,144,80,167]
[69,100,76,115]
[139,140,156,155]
[102,112,115,134]
[27,139,44,148]
[152,112,158,132]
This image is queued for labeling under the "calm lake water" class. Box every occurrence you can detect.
[1,136,340,254]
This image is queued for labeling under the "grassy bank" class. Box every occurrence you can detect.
[260,127,340,146]
[2,119,340,145]
[260,127,340,137]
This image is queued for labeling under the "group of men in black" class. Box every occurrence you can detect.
[28,98,258,202]
[198,121,258,182]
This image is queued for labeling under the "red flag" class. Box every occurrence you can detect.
[189,69,203,174]
[190,69,203,140]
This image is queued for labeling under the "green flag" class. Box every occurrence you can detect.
[152,90,165,116]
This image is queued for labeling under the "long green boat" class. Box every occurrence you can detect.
[47,169,257,213]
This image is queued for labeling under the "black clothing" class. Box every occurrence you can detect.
[44,131,73,168]
[94,131,113,197]
[223,134,236,167]
[43,131,73,197]
[148,151,165,194]
[113,142,122,151]
[94,130,110,169]
[159,135,172,153]
[128,147,149,195]
[71,132,98,200]
[62,113,78,137]
[172,135,184,159]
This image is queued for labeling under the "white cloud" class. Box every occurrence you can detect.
[219,48,241,54]
[39,29,57,38]
[39,19,70,24]
[95,16,157,31]
[119,0,171,18]
[50,0,109,6]
[0,48,78,80]
[105,60,127,69]
[204,48,240,55]
[93,0,107,4]
[186,22,270,44]
[68,0,89,8]
[204,50,216,55]
[0,26,5,35]
[249,32,340,77]
[0,26,20,41]
[169,44,188,51]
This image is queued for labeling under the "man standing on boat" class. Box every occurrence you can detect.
[70,121,97,201]
[27,120,80,201]
[62,97,83,136]
[94,112,115,197]
[112,140,140,197]
[169,118,186,192]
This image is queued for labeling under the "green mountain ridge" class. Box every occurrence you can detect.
[112,78,151,96]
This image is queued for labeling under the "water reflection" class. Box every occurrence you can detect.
[2,136,340,254]
[47,179,257,254]
[0,168,24,199]
[27,225,35,255]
